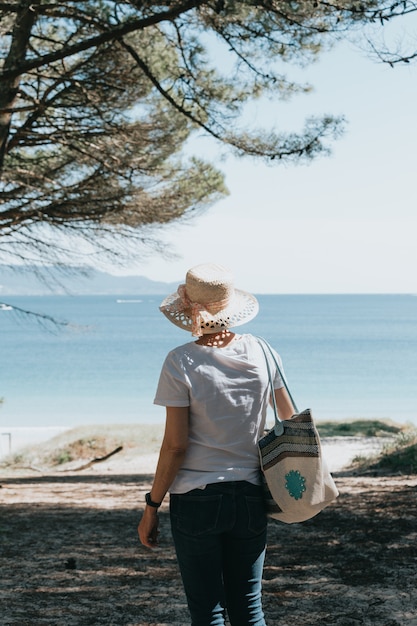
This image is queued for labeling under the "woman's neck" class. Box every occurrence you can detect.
[195,329,236,348]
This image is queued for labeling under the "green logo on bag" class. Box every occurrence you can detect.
[285,470,306,500]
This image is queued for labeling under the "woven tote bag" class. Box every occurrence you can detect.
[257,337,339,524]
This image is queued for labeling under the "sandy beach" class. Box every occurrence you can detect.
[1,426,416,625]
[83,435,391,475]
[0,421,393,472]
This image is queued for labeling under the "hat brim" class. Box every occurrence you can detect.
[159,288,259,333]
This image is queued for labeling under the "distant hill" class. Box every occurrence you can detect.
[0,265,179,296]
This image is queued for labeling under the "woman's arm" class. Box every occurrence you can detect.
[274,386,296,421]
[138,406,189,549]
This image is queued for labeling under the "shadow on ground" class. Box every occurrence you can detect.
[1,471,416,625]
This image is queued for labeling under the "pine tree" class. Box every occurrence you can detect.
[0,0,412,267]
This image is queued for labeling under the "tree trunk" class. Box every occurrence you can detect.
[0,1,38,173]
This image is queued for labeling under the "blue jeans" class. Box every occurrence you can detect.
[170,481,267,626]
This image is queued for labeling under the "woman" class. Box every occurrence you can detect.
[138,263,295,626]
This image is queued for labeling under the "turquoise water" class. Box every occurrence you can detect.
[1,294,416,428]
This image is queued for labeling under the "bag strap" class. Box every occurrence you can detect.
[256,336,299,433]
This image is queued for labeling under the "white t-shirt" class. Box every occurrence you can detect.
[153,333,285,493]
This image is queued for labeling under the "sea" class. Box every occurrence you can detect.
[1,294,416,455]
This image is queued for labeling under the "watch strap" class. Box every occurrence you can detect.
[145,492,161,508]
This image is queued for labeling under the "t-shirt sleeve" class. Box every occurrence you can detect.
[153,351,190,407]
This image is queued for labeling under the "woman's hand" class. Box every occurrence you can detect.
[138,508,160,549]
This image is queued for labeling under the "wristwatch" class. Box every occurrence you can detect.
[145,492,162,508]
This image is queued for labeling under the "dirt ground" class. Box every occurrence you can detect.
[1,465,417,626]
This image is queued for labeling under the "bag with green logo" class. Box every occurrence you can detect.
[256,338,339,524]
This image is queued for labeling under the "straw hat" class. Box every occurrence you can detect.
[159,263,259,336]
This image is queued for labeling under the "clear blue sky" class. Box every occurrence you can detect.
[133,30,417,294]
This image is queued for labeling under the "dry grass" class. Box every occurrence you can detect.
[316,418,407,438]
[351,428,417,474]
[0,424,165,471]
